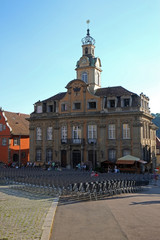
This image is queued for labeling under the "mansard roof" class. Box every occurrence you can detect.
[95,86,136,97]
[42,92,66,102]
[36,85,139,105]
[4,111,30,136]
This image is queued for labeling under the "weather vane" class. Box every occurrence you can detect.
[86,19,90,28]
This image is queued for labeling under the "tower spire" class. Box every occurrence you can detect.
[76,21,102,92]
[81,20,95,45]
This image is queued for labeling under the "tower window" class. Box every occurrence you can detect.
[85,47,88,54]
[82,72,88,83]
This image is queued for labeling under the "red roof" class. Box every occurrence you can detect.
[4,111,30,136]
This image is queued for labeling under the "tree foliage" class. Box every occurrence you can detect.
[152,113,160,138]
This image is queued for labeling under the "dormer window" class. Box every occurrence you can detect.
[124,99,130,107]
[82,72,88,83]
[109,100,115,108]
[48,105,53,112]
[37,105,42,113]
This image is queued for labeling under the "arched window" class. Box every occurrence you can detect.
[85,47,88,54]
[82,72,88,83]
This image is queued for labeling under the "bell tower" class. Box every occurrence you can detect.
[75,20,102,93]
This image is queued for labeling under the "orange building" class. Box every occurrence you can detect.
[0,109,30,166]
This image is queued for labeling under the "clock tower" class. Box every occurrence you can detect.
[75,25,102,93]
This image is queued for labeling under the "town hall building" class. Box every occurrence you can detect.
[28,28,157,172]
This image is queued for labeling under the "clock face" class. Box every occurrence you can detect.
[81,58,87,64]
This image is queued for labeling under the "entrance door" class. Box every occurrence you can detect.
[88,150,97,169]
[13,154,19,162]
[72,150,81,168]
[61,150,67,167]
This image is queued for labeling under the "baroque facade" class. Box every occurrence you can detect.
[29,28,157,172]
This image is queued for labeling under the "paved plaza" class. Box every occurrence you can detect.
[0,185,58,240]
[0,179,160,240]
[51,180,160,240]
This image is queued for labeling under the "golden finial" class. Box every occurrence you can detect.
[86,19,90,28]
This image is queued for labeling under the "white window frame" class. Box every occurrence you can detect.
[61,126,67,142]
[0,124,2,131]
[82,72,88,83]
[108,124,116,139]
[88,125,97,140]
[13,138,20,146]
[72,126,81,143]
[2,138,7,146]
[37,105,42,113]
[36,127,42,141]
[123,124,130,139]
[47,127,52,140]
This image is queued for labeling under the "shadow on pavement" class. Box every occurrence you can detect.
[0,185,55,202]
[130,200,160,205]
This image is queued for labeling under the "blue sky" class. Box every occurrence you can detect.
[0,0,160,114]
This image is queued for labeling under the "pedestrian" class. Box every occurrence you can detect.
[153,170,159,185]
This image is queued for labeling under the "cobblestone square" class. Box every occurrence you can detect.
[0,185,55,240]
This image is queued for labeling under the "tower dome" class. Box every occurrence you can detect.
[81,28,95,46]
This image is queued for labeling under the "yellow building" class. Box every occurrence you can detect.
[29,28,157,172]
